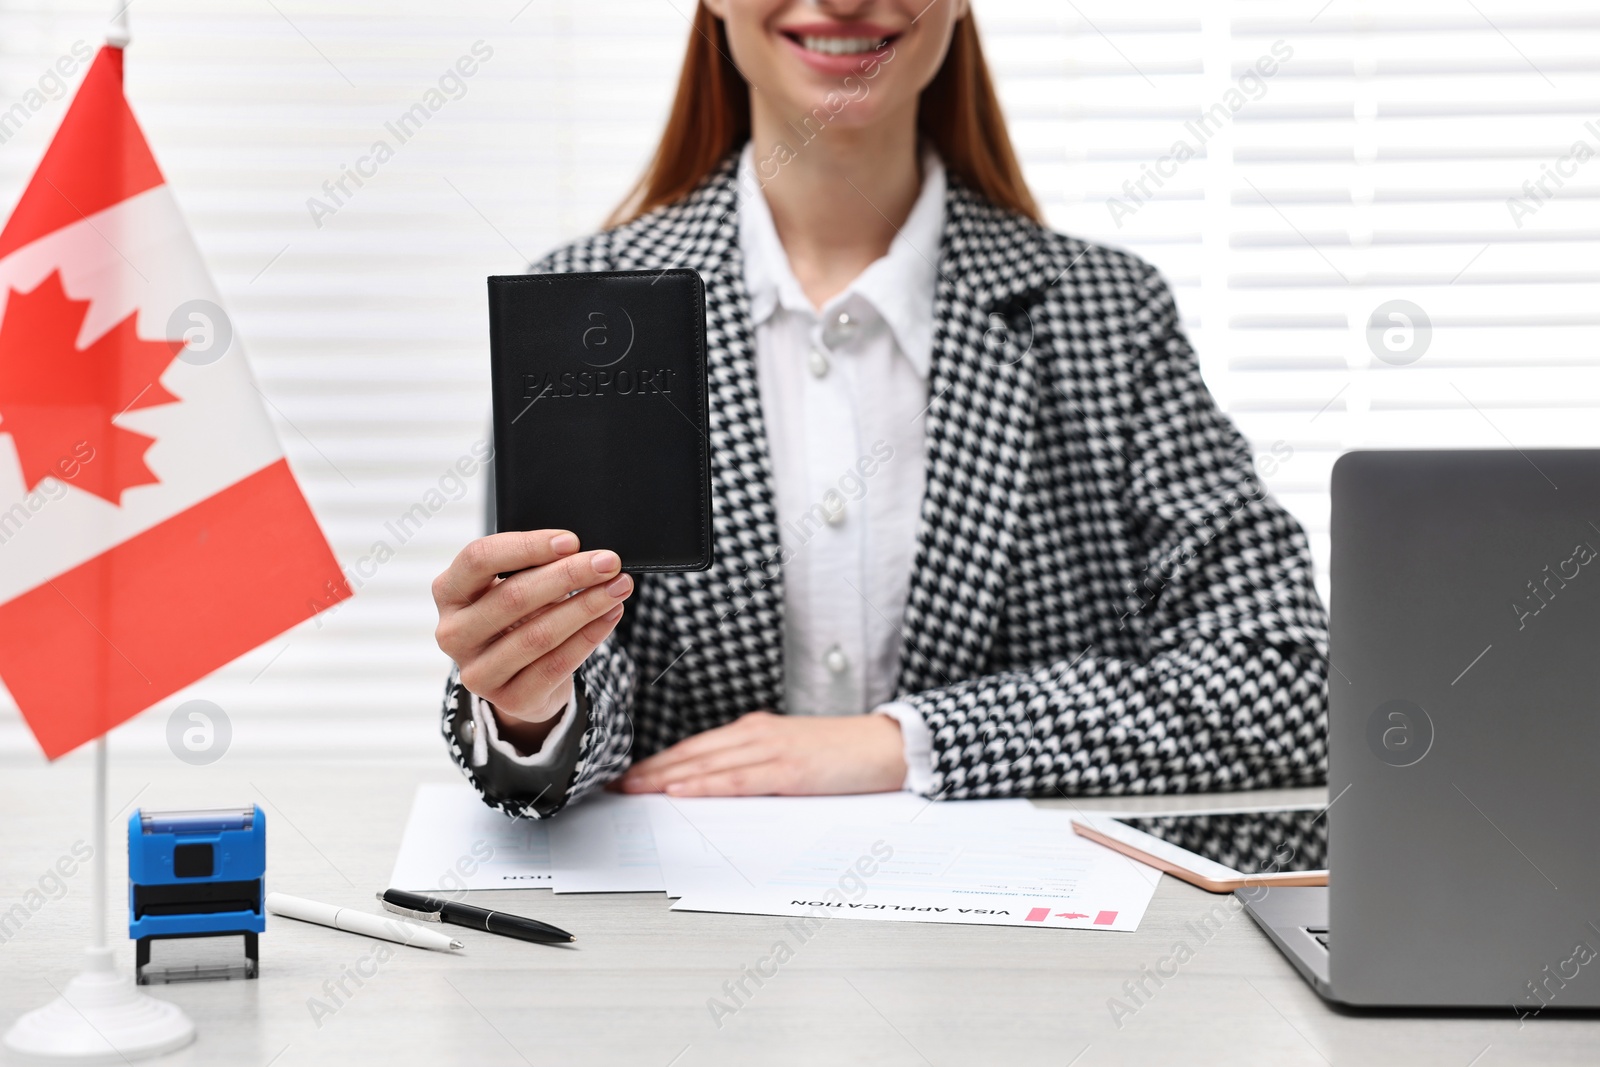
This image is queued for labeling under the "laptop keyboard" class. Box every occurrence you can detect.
[1304,925,1330,951]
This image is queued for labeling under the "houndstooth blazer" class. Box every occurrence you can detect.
[441,153,1330,818]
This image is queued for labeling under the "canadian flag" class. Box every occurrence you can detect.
[0,45,351,759]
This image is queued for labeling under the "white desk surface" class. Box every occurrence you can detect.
[1,758,1591,1067]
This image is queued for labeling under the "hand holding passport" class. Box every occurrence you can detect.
[428,270,712,740]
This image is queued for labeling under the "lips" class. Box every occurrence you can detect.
[778,24,901,75]
[790,34,890,55]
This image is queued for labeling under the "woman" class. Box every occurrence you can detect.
[432,0,1329,819]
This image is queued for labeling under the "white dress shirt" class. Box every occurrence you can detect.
[475,144,943,792]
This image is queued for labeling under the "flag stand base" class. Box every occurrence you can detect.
[3,947,195,1063]
[5,732,193,1062]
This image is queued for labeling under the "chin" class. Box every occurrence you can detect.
[781,90,887,131]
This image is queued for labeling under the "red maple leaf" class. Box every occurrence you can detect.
[0,271,185,505]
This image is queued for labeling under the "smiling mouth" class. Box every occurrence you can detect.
[782,32,896,56]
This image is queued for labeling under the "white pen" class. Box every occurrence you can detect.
[266,892,463,952]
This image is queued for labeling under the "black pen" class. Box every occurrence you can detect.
[378,888,575,944]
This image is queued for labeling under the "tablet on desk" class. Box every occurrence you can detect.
[1071,806,1328,893]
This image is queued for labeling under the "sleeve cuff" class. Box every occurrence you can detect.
[469,680,578,768]
[873,701,934,795]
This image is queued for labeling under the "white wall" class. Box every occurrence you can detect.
[1,0,1595,763]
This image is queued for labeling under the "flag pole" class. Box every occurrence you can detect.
[3,735,194,1061]
[107,4,131,48]
[1,7,195,1060]
[91,737,107,956]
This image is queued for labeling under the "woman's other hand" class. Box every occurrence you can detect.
[616,711,907,796]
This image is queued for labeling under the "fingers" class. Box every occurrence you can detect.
[619,713,903,796]
[432,530,581,610]
[621,712,774,783]
[447,548,624,653]
[617,740,773,793]
[660,761,792,797]
[488,603,626,715]
[462,574,633,694]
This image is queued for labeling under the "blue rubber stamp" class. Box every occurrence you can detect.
[128,806,265,984]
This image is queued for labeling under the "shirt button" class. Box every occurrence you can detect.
[823,645,849,675]
[822,494,846,525]
[825,312,858,348]
[808,347,830,378]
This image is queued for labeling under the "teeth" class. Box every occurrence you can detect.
[799,35,887,56]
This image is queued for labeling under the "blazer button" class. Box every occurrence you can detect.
[823,646,849,675]
[808,347,830,378]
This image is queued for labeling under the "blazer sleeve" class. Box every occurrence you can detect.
[440,634,639,818]
[901,266,1330,799]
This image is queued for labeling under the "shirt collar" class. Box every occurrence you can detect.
[737,142,944,380]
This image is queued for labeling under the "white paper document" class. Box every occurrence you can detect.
[664,799,1161,931]
[390,783,1160,930]
[388,782,552,891]
[546,792,666,893]
[649,793,933,899]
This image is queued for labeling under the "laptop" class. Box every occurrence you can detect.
[1241,450,1600,1011]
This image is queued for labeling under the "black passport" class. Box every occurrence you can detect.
[487,269,712,572]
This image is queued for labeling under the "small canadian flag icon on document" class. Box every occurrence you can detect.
[1024,908,1119,924]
